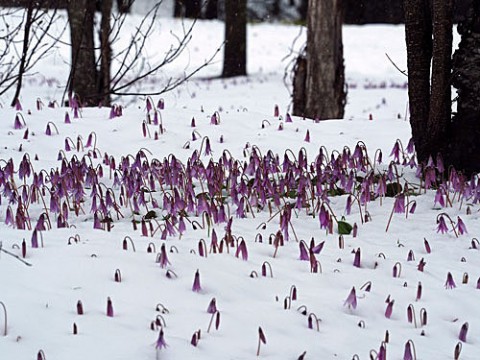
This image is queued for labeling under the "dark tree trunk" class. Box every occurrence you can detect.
[67,0,98,106]
[205,0,218,19]
[99,0,112,106]
[174,0,183,17]
[298,0,308,21]
[405,0,453,166]
[294,0,346,120]
[292,52,306,117]
[404,0,433,163]
[116,0,133,13]
[222,0,247,77]
[448,2,480,174]
[184,0,201,18]
[428,0,453,158]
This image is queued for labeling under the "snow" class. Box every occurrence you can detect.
[0,4,476,360]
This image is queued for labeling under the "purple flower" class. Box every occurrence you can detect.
[304,130,310,142]
[459,322,469,342]
[192,269,202,292]
[393,193,405,213]
[207,298,217,314]
[416,282,422,301]
[299,241,309,261]
[155,328,167,350]
[235,239,248,261]
[106,297,114,317]
[344,287,357,310]
[417,258,426,272]
[65,112,71,124]
[14,114,25,129]
[389,140,401,162]
[385,299,394,318]
[457,216,467,235]
[403,341,414,360]
[274,104,279,117]
[445,272,456,289]
[353,248,361,268]
[436,215,448,234]
[434,188,445,207]
[345,195,352,215]
[158,244,170,268]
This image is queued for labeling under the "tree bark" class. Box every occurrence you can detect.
[184,0,201,18]
[222,0,247,77]
[448,2,480,174]
[205,0,218,19]
[298,0,346,120]
[428,0,453,158]
[99,0,112,106]
[67,0,98,106]
[404,0,433,163]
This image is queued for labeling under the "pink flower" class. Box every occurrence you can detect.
[385,299,394,318]
[457,216,467,235]
[344,287,357,310]
[155,328,167,349]
[445,272,456,289]
[192,269,202,292]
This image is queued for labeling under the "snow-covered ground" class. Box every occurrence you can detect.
[0,5,475,360]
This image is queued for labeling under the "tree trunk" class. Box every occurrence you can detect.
[174,0,183,17]
[428,0,453,158]
[99,0,112,106]
[205,0,218,19]
[405,0,453,166]
[448,2,480,174]
[404,0,433,163]
[116,0,133,13]
[67,0,98,106]
[184,0,201,18]
[222,0,247,77]
[297,0,346,120]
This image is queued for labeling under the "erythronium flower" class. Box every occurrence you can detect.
[344,287,357,310]
[106,297,114,317]
[207,298,217,314]
[436,215,448,234]
[424,238,431,253]
[403,340,416,360]
[304,130,310,142]
[445,272,456,289]
[416,282,423,301]
[385,299,394,319]
[299,241,309,261]
[159,244,170,268]
[155,328,167,349]
[434,187,445,207]
[459,322,469,342]
[192,270,202,292]
[235,239,248,260]
[353,248,361,268]
[417,258,426,272]
[457,216,467,235]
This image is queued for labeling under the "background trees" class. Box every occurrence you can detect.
[292,0,346,119]
[222,0,247,77]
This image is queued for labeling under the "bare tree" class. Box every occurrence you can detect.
[173,0,201,18]
[65,1,221,103]
[222,0,247,77]
[0,1,63,101]
[293,0,346,119]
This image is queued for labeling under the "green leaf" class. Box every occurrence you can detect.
[338,220,353,235]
